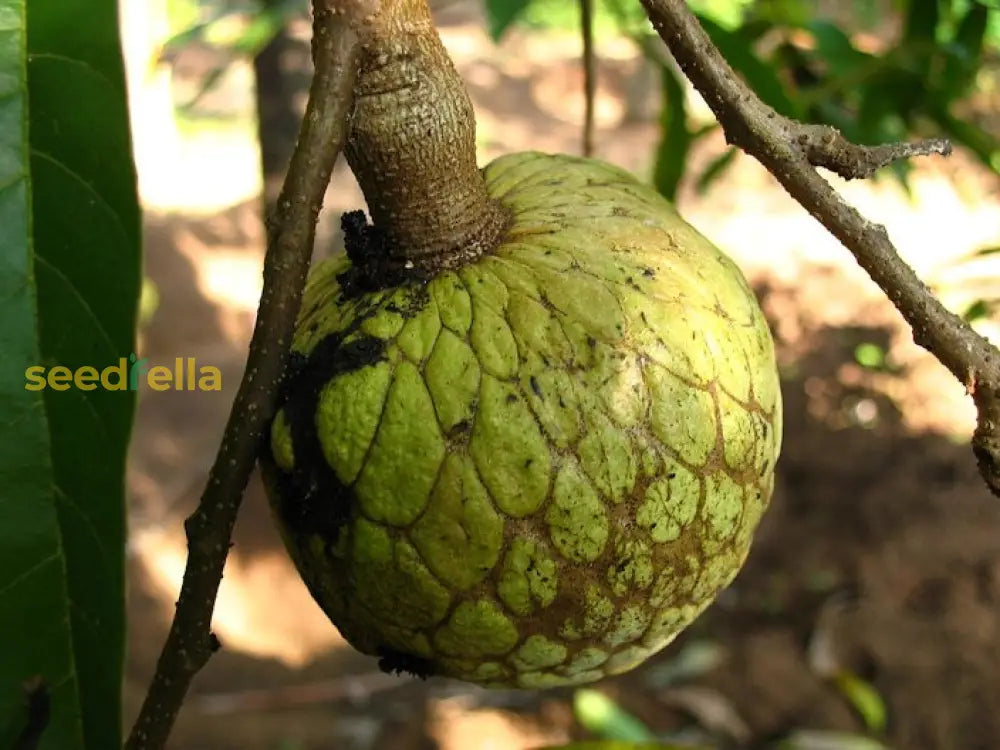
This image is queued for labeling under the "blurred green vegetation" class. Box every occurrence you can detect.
[163,0,1000,332]
[595,0,1000,199]
[163,0,1000,330]
[163,0,999,198]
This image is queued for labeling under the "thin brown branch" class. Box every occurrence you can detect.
[580,0,596,156]
[124,9,359,750]
[639,0,1000,497]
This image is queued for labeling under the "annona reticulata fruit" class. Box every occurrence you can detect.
[264,151,781,688]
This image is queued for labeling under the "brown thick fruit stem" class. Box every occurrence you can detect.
[346,0,507,269]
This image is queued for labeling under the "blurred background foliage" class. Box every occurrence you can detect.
[160,0,999,327]
[162,0,999,193]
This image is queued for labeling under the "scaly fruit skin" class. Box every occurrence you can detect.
[265,152,782,688]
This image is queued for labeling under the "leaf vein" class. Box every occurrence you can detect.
[0,551,60,599]
[33,254,119,358]
[28,52,118,92]
[30,148,132,248]
[53,483,114,590]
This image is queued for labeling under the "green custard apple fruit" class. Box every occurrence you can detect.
[264,151,782,688]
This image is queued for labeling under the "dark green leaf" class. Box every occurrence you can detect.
[857,77,913,145]
[732,17,776,42]
[808,21,874,79]
[813,99,862,142]
[904,0,940,45]
[770,41,821,97]
[940,2,989,99]
[1,0,140,749]
[962,299,1000,323]
[485,0,534,40]
[698,15,800,117]
[573,689,656,743]
[652,63,690,201]
[899,0,941,81]
[752,0,811,27]
[695,146,739,194]
[928,103,1000,172]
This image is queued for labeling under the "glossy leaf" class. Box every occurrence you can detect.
[0,0,140,748]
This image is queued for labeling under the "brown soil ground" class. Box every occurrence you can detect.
[122,5,1000,749]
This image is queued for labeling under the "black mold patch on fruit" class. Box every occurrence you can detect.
[338,210,416,296]
[275,332,387,541]
[377,647,436,680]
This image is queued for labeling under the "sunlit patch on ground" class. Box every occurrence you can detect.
[133,525,344,666]
[428,697,571,750]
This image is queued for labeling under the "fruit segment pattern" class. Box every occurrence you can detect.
[267,152,782,687]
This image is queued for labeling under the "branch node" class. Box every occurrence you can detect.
[795,124,953,180]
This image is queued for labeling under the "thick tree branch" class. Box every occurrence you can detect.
[124,9,359,749]
[639,0,1000,498]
